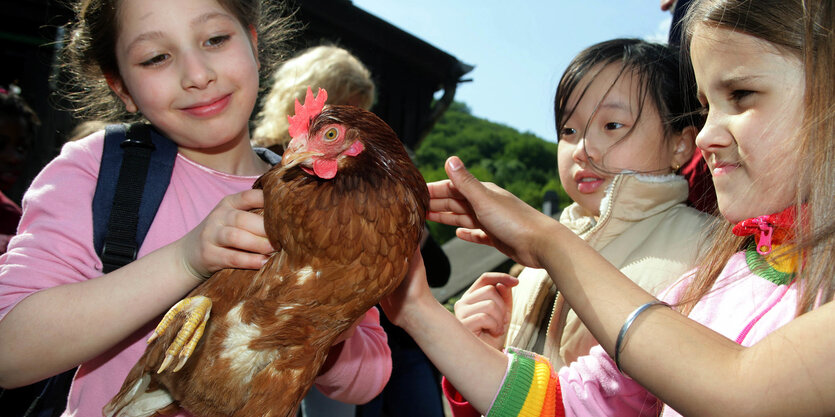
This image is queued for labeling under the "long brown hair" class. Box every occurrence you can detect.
[678,0,835,316]
[57,0,297,122]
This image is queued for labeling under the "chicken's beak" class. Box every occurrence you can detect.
[281,149,322,170]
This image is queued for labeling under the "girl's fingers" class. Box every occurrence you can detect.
[462,273,518,301]
[220,226,273,256]
[214,192,273,256]
[185,189,273,276]
[456,291,505,321]
[459,314,501,336]
[229,211,272,252]
[221,250,270,271]
[427,179,462,199]
[456,228,492,246]
[443,157,491,209]
[494,283,514,311]
[223,209,264,235]
[426,212,479,230]
[473,272,519,289]
[228,189,265,211]
[428,197,471,217]
[456,276,517,336]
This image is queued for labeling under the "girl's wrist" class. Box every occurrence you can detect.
[170,240,211,287]
[181,257,212,284]
[398,293,444,334]
[531,219,565,269]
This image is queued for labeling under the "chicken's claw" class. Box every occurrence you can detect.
[148,295,212,373]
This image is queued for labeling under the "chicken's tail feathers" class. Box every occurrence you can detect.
[102,372,174,417]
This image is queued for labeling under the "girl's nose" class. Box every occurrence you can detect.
[572,137,595,165]
[695,111,732,153]
[181,52,216,90]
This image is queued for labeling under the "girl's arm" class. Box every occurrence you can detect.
[0,172,271,389]
[381,251,509,414]
[385,254,658,417]
[425,156,835,417]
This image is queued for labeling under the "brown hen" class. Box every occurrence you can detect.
[104,88,428,417]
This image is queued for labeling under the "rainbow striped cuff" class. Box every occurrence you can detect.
[487,347,563,417]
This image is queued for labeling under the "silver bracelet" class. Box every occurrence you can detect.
[614,300,670,374]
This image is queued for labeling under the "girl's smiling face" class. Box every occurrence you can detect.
[557,63,684,217]
[691,25,804,223]
[107,0,260,153]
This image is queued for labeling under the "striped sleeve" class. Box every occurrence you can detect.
[486,347,565,417]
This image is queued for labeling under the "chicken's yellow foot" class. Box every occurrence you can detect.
[148,295,212,373]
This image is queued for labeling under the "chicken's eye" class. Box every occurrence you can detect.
[323,127,339,142]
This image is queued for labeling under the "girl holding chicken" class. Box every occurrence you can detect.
[0,0,391,416]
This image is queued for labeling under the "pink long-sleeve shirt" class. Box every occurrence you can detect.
[445,250,799,417]
[0,131,391,417]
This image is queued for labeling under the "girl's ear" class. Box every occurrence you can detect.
[104,73,138,113]
[670,125,698,171]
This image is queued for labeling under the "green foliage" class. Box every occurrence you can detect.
[416,101,571,244]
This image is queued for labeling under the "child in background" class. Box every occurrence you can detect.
[252,44,375,154]
[0,87,38,255]
[0,1,390,416]
[454,38,708,373]
[383,0,835,415]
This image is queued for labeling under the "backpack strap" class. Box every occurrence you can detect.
[254,146,282,166]
[92,123,178,272]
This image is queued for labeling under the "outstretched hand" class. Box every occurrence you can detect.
[454,272,518,350]
[427,156,559,270]
[177,189,274,281]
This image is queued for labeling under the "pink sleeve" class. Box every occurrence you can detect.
[0,133,104,321]
[558,345,660,417]
[441,376,482,417]
[312,306,392,404]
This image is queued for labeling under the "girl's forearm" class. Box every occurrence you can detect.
[0,242,200,387]
[398,295,508,414]
[536,223,657,354]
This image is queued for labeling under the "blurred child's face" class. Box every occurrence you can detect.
[557,64,679,217]
[108,0,260,151]
[0,116,30,193]
[691,25,803,223]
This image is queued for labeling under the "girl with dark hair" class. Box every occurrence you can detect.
[453,37,708,382]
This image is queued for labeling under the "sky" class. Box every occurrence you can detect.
[351,1,673,142]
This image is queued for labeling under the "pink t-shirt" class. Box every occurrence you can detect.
[557,252,798,417]
[0,131,391,417]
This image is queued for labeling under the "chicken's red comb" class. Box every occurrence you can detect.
[287,87,328,138]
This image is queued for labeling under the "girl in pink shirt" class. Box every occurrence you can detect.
[0,0,390,416]
[381,0,835,416]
